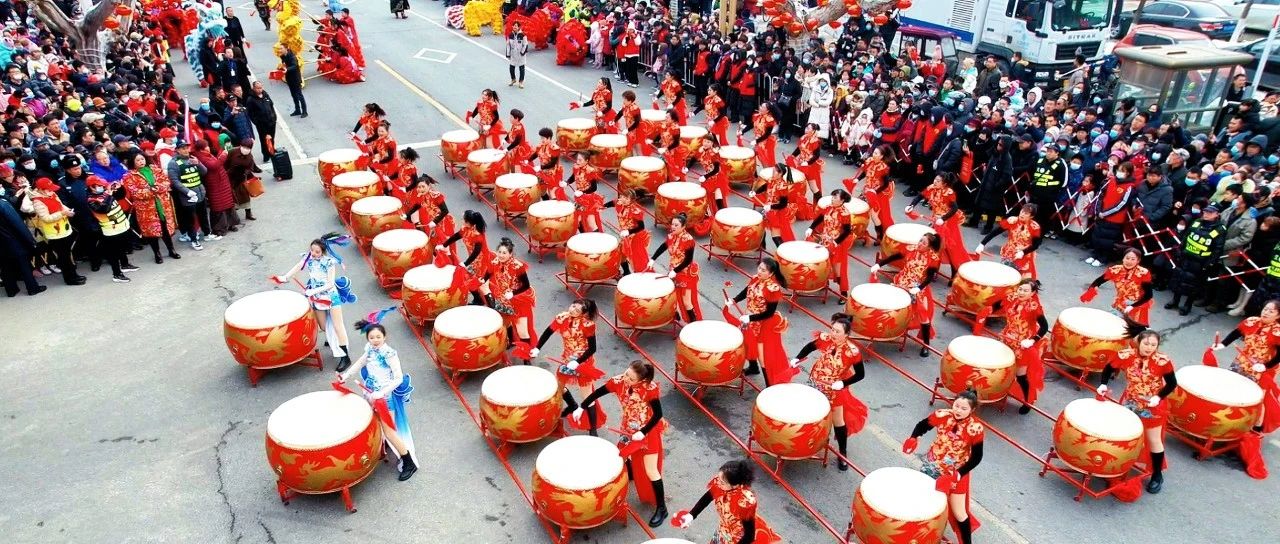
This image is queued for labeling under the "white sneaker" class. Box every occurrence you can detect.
[1090,259,1102,267]
[191,240,204,251]
[205,234,223,241]
[177,233,191,242]
[1084,257,1096,266]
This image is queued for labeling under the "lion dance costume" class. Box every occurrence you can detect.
[462,0,503,37]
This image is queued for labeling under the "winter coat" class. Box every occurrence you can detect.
[123,167,178,238]
[977,137,1015,212]
[506,34,529,67]
[223,147,261,206]
[1221,205,1258,255]
[198,149,237,212]
[1133,178,1173,224]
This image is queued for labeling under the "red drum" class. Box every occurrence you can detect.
[441,129,482,164]
[719,145,756,183]
[676,320,746,385]
[480,366,562,443]
[615,272,677,329]
[589,133,630,169]
[402,264,468,322]
[845,283,912,340]
[1050,307,1129,372]
[711,208,764,253]
[948,261,1022,314]
[751,383,832,459]
[776,241,830,293]
[940,335,1016,403]
[556,118,597,152]
[532,435,629,529]
[528,200,577,246]
[495,173,541,215]
[756,166,806,196]
[881,223,936,261]
[655,181,708,226]
[1168,365,1264,441]
[350,196,405,244]
[566,232,622,282]
[224,290,318,369]
[317,148,362,194]
[619,156,667,194]
[430,305,508,372]
[1053,398,1145,477]
[467,148,510,187]
[850,466,948,544]
[331,171,380,216]
[819,195,871,239]
[679,125,707,155]
[639,109,666,137]
[371,229,431,283]
[265,391,381,497]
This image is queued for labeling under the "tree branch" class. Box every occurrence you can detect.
[83,0,121,29]
[30,0,78,36]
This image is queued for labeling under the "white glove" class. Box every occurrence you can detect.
[676,513,694,528]
[1015,250,1025,260]
[1148,395,1160,408]
[529,347,540,358]
[748,191,756,198]
[1008,215,1019,224]
[631,431,644,441]
[698,175,706,183]
[483,125,491,131]
[738,314,750,325]
[724,297,733,307]
[186,192,198,203]
[667,270,676,278]
[1123,305,1134,314]
[934,217,944,226]
[804,228,813,237]
[909,286,921,296]
[574,190,584,197]
[367,390,384,400]
[428,221,436,229]
[682,167,689,174]
[869,264,880,274]
[1097,384,1109,396]
[788,358,801,368]
[571,407,584,421]
[904,205,914,214]
[504,291,514,300]
[657,148,666,155]
[974,243,985,254]
[565,359,579,371]
[559,181,567,187]
[1212,343,1226,351]
[1020,338,1035,349]
[1252,363,1267,373]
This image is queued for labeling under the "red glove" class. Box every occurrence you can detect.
[464,111,473,124]
[652,100,660,110]
[972,308,991,335]
[1080,286,1098,303]
[568,101,581,110]
[902,437,919,454]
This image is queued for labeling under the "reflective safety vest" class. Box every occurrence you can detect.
[1031,159,1063,188]
[1183,220,1223,258]
[1268,245,1280,279]
[94,199,130,237]
[32,195,72,240]
[176,159,202,189]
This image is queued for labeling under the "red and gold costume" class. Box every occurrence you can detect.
[486,256,536,336]
[853,157,894,233]
[808,201,853,292]
[609,199,650,272]
[924,409,985,493]
[751,110,777,168]
[808,333,862,402]
[703,94,729,146]
[1088,264,1155,326]
[757,168,795,241]
[571,162,605,229]
[506,118,532,164]
[788,132,824,193]
[468,98,505,148]
[595,107,618,134]
[536,161,567,201]
[620,101,642,151]
[549,312,605,386]
[660,79,688,125]
[996,216,1041,278]
[389,160,418,199]
[355,112,381,142]
[663,230,701,317]
[1109,348,1175,429]
[358,132,398,181]
[707,477,780,544]
[892,241,942,327]
[531,139,562,167]
[452,224,492,279]
[1222,317,1280,434]
[661,142,689,183]
[920,184,971,269]
[740,274,793,382]
[697,147,729,211]
[590,87,613,112]
[988,291,1047,404]
[413,186,456,250]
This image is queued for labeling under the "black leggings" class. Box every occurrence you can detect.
[147,222,177,257]
[100,232,130,275]
[621,56,639,85]
[509,65,525,82]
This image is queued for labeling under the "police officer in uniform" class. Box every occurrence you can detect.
[1166,205,1227,316]
[1244,240,1280,316]
[57,156,99,269]
[165,141,210,251]
[1028,143,1067,237]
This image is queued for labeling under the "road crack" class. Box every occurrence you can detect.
[212,275,236,305]
[215,420,245,540]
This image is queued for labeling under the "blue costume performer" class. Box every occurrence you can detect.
[337,306,418,481]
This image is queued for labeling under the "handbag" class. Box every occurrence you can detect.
[244,175,265,197]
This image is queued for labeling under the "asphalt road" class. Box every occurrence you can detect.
[4,3,1279,543]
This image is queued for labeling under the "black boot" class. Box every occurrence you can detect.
[585,402,599,436]
[684,307,699,323]
[1016,375,1033,415]
[336,347,352,373]
[1146,451,1165,493]
[918,324,932,357]
[647,479,668,527]
[956,518,973,544]
[744,359,761,375]
[398,454,418,481]
[771,236,783,249]
[621,261,631,276]
[872,225,885,245]
[833,425,849,471]
[1179,299,1193,316]
[559,390,579,418]
[470,291,485,305]
[1165,295,1181,310]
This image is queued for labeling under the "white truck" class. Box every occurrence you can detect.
[900,0,1115,85]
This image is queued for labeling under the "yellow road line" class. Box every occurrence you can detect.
[374,60,469,130]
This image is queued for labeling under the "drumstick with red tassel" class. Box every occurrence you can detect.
[1204,331,1221,367]
[721,281,747,328]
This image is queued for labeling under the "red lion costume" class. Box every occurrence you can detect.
[504,11,553,50]
[555,19,588,66]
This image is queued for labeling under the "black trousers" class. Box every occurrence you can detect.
[254,121,277,160]
[621,56,639,85]
[147,222,178,257]
[286,77,307,114]
[736,94,757,126]
[74,227,101,266]
[509,65,525,82]
[259,13,271,29]
[99,232,131,275]
[46,235,80,283]
[0,244,38,294]
[176,202,212,239]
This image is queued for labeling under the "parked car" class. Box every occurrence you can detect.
[1222,38,1280,90]
[1115,0,1239,39]
[1214,0,1280,33]
[1112,24,1217,51]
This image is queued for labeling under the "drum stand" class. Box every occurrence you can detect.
[438,154,464,179]
[538,507,635,544]
[1043,357,1101,391]
[1168,429,1242,461]
[276,479,362,513]
[374,271,404,297]
[703,241,763,267]
[673,371,746,400]
[246,350,323,387]
[928,381,1012,413]
[852,333,909,353]
[555,271,618,297]
[747,433,830,471]
[481,418,568,459]
[608,313,680,343]
[1038,447,1152,502]
[527,239,566,262]
[785,285,838,307]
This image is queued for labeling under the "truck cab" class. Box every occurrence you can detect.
[902,0,1113,85]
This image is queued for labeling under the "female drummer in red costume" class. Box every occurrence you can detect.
[351,102,385,144]
[728,257,791,385]
[674,459,780,544]
[438,210,491,303]
[387,148,419,199]
[569,153,605,232]
[659,71,688,125]
[402,175,455,253]
[1212,299,1280,433]
[576,76,613,114]
[976,278,1049,414]
[529,128,567,201]
[577,360,669,527]
[788,123,824,202]
[746,102,778,168]
[480,237,536,360]
[1099,330,1177,493]
[872,232,943,357]
[354,120,398,182]
[604,188,650,275]
[505,109,532,164]
[701,84,729,148]
[1080,247,1154,326]
[620,90,642,154]
[658,120,691,183]
[467,89,504,148]
[848,144,894,243]
[902,389,984,544]
[976,203,1043,279]
[531,298,606,422]
[907,173,970,277]
[789,314,865,470]
[651,213,701,324]
[752,164,797,249]
[696,137,730,212]
[805,189,854,296]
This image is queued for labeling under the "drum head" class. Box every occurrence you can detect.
[850,283,911,310]
[680,126,708,139]
[332,170,379,188]
[1057,307,1126,340]
[468,149,507,163]
[947,335,1014,369]
[434,306,504,339]
[372,229,429,252]
[860,466,947,521]
[756,383,830,424]
[641,540,697,544]
[714,207,763,227]
[640,109,666,121]
[267,390,373,450]
[558,117,594,130]
[591,134,627,148]
[225,290,310,329]
[1063,398,1143,441]
[778,241,829,264]
[958,261,1021,288]
[351,195,402,215]
[719,145,753,160]
[848,197,870,214]
[886,223,936,244]
[679,320,744,352]
[528,199,575,218]
[319,148,361,163]
[404,264,456,291]
[1176,365,1264,407]
[496,173,538,189]
[622,156,664,172]
[618,272,675,298]
[657,181,707,200]
[442,129,480,143]
[482,366,559,407]
[535,435,624,490]
[567,232,620,254]
[757,167,806,183]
